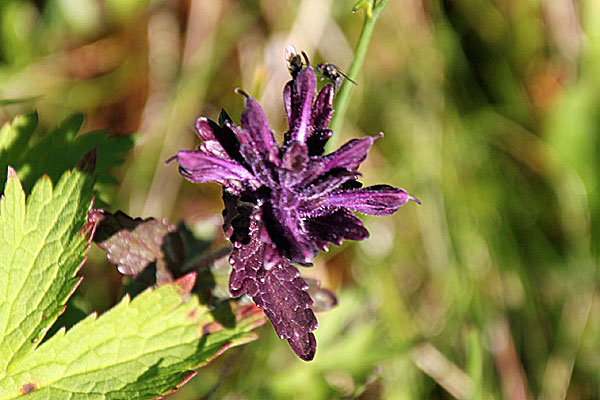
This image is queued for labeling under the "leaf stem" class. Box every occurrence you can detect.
[327,0,390,150]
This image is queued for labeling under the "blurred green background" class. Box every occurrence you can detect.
[2,0,600,398]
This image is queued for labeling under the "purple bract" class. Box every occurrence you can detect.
[171,57,419,361]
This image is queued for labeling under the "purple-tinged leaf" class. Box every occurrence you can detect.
[228,217,317,361]
[228,216,265,296]
[90,210,184,285]
[254,261,317,361]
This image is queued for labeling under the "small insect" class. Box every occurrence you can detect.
[285,45,304,79]
[316,63,356,89]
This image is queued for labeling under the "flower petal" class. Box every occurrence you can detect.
[262,199,318,265]
[222,190,256,245]
[323,133,382,172]
[300,169,361,200]
[175,150,257,190]
[326,184,419,215]
[285,66,317,144]
[311,84,334,131]
[306,129,333,157]
[305,209,369,249]
[195,116,248,168]
[240,94,280,165]
[299,134,381,186]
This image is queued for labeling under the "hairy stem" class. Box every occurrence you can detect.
[327,0,390,149]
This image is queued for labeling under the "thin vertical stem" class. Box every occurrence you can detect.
[327,0,390,149]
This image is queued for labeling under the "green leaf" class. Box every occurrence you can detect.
[0,113,135,203]
[0,167,266,399]
[1,275,266,399]
[0,165,95,371]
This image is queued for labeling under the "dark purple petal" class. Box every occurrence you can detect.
[285,66,317,144]
[311,84,334,131]
[239,145,279,187]
[176,150,257,190]
[195,117,248,168]
[327,184,419,215]
[262,198,318,265]
[240,94,280,165]
[222,191,256,245]
[306,129,333,157]
[322,133,382,172]
[300,169,361,199]
[299,134,382,186]
[283,81,293,126]
[305,208,369,248]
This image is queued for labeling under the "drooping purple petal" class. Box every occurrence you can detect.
[326,184,419,215]
[285,66,317,144]
[239,93,280,165]
[176,150,257,191]
[228,217,317,361]
[306,209,369,249]
[253,261,317,361]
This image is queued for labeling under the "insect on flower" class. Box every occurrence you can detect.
[316,63,356,89]
[170,52,419,361]
[285,45,304,79]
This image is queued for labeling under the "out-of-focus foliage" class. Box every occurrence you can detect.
[2,0,600,398]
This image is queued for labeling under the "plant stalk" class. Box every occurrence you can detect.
[327,0,390,149]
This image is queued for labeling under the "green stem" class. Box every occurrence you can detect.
[327,0,390,150]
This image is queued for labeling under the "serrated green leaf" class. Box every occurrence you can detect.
[0,166,95,371]
[0,113,135,201]
[0,275,266,399]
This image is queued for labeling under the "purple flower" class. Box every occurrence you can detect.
[171,58,419,361]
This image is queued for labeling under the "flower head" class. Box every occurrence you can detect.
[171,56,419,360]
